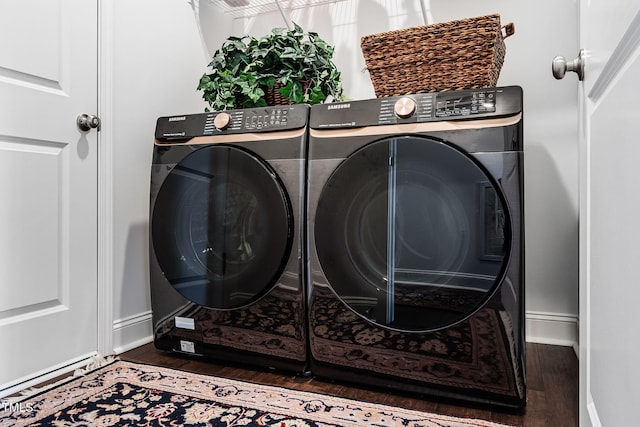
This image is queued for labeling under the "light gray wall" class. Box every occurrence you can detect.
[110,0,208,351]
[110,0,579,351]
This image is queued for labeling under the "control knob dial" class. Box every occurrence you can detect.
[394,97,417,119]
[214,112,231,130]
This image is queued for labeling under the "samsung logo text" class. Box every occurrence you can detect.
[327,104,350,110]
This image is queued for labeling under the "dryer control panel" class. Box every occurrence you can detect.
[155,104,309,142]
[309,86,522,129]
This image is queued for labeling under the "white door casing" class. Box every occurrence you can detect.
[0,0,99,394]
[579,2,640,426]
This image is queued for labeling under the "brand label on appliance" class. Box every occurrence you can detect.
[175,316,195,330]
[327,103,351,110]
[168,116,186,121]
[180,340,195,353]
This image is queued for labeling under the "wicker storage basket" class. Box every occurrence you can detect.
[264,80,310,106]
[360,14,515,97]
[265,82,292,106]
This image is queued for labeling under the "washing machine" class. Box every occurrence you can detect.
[306,86,525,408]
[150,104,308,373]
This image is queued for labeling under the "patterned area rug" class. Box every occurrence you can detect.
[309,286,524,402]
[0,361,517,427]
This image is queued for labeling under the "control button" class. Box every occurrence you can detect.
[394,97,417,118]
[213,112,231,130]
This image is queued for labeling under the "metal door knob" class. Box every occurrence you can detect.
[77,113,101,131]
[552,49,584,81]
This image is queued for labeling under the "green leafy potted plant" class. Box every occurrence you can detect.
[197,23,345,111]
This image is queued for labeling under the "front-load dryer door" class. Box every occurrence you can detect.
[314,136,511,331]
[152,145,293,309]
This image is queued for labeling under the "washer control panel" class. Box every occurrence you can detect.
[155,104,308,142]
[435,89,496,118]
[309,86,522,129]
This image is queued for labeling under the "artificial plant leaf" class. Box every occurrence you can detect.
[309,84,326,105]
[247,87,265,102]
[260,76,276,90]
[278,81,294,99]
[281,47,301,58]
[289,82,304,104]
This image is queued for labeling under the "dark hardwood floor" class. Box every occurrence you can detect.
[120,342,577,426]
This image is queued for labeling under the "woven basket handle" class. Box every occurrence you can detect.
[502,22,515,39]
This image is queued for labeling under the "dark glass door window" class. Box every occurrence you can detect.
[153,145,293,309]
[314,136,510,331]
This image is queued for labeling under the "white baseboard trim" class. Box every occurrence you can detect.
[112,311,153,355]
[526,310,578,351]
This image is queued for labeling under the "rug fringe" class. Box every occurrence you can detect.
[73,354,119,376]
[3,354,119,403]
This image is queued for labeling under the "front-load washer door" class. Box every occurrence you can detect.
[314,135,511,331]
[152,144,293,309]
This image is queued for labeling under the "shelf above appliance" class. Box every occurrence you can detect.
[207,0,432,29]
[209,0,346,19]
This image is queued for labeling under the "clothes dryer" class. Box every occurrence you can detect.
[150,105,308,373]
[307,87,525,408]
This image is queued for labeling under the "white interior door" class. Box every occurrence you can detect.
[579,2,640,426]
[0,0,98,394]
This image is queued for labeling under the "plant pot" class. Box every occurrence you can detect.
[265,80,310,106]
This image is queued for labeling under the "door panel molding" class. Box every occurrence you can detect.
[0,66,64,93]
[589,10,640,100]
[0,139,68,316]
